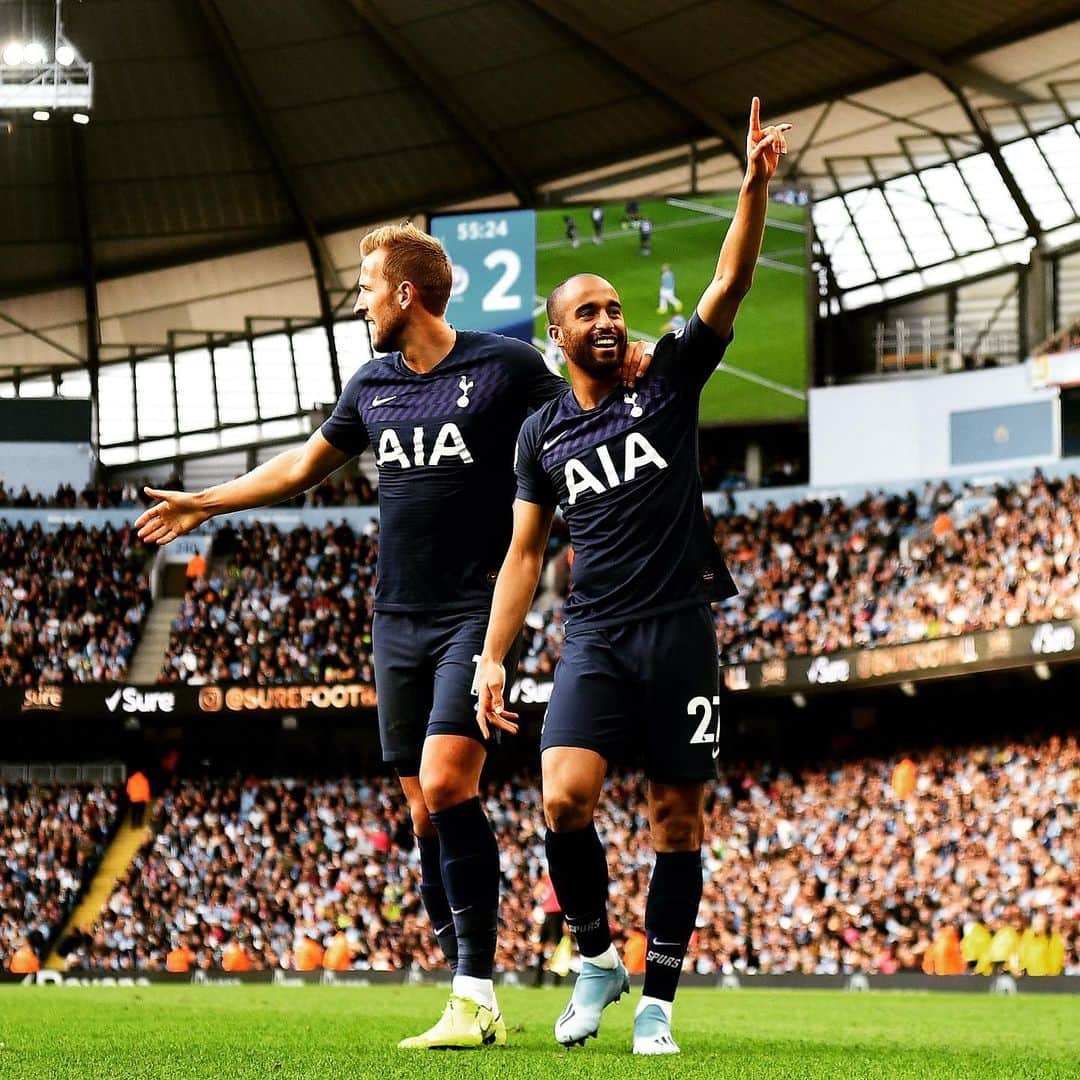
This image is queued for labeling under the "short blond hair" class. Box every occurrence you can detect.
[360,223,452,316]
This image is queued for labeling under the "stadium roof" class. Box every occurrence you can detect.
[1,0,1078,299]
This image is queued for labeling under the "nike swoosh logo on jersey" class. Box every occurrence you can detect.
[542,431,569,451]
[371,394,398,407]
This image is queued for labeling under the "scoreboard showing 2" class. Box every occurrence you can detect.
[429,209,536,344]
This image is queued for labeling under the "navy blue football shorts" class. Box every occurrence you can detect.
[372,610,520,776]
[540,604,720,783]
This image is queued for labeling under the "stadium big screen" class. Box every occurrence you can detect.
[432,194,809,425]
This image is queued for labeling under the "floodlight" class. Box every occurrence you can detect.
[72,112,89,124]
[32,110,49,121]
[0,4,92,114]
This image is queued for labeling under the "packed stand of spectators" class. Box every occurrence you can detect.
[712,470,1080,663]
[153,469,1080,682]
[65,735,1077,976]
[524,469,1080,669]
[1,783,120,971]
[0,522,152,686]
[1035,314,1080,357]
[158,521,377,686]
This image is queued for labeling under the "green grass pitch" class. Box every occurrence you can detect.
[535,196,809,426]
[3,985,1078,1079]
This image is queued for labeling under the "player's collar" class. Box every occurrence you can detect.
[565,377,623,415]
[394,329,463,378]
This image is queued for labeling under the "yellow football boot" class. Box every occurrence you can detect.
[487,1009,507,1046]
[397,994,497,1050]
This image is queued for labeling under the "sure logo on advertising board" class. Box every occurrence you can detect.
[21,687,63,712]
[507,677,554,705]
[1030,623,1077,656]
[105,688,176,714]
[806,656,851,685]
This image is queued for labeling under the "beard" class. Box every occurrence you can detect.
[369,307,407,353]
[561,326,627,377]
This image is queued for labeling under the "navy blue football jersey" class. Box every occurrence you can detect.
[515,312,737,631]
[321,332,565,613]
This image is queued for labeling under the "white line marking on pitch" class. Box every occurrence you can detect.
[716,364,807,400]
[666,196,808,233]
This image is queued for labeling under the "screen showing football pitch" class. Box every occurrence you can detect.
[537,195,809,425]
[431,193,809,426]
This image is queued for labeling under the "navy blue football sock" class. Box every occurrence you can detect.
[545,823,612,958]
[430,797,499,980]
[643,849,703,1002]
[417,833,458,975]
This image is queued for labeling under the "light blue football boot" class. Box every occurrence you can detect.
[632,1003,680,1055]
[553,957,630,1047]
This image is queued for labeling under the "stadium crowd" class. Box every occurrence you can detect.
[711,470,1080,663]
[0,479,152,510]
[158,520,377,686]
[0,783,120,970]
[0,521,152,686]
[519,470,1080,670]
[63,735,1077,977]
[9,468,1080,689]
[0,472,375,512]
[150,470,1080,684]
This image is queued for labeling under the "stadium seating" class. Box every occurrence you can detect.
[0,521,152,686]
[65,736,1078,975]
[0,480,149,510]
[0,475,375,512]
[147,470,1080,686]
[0,783,120,970]
[709,471,1079,663]
[528,469,1080,669]
[158,521,377,685]
[9,468,1080,690]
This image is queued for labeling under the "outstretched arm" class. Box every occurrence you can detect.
[697,97,792,340]
[474,498,555,737]
[135,429,351,545]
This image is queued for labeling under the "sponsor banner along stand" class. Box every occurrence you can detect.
[721,616,1080,696]
[9,682,380,718]
[9,618,1080,718]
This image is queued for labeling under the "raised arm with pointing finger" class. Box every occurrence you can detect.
[696,96,790,341]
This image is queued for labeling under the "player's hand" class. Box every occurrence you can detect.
[621,340,654,389]
[475,655,519,739]
[746,96,792,183]
[135,487,209,545]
